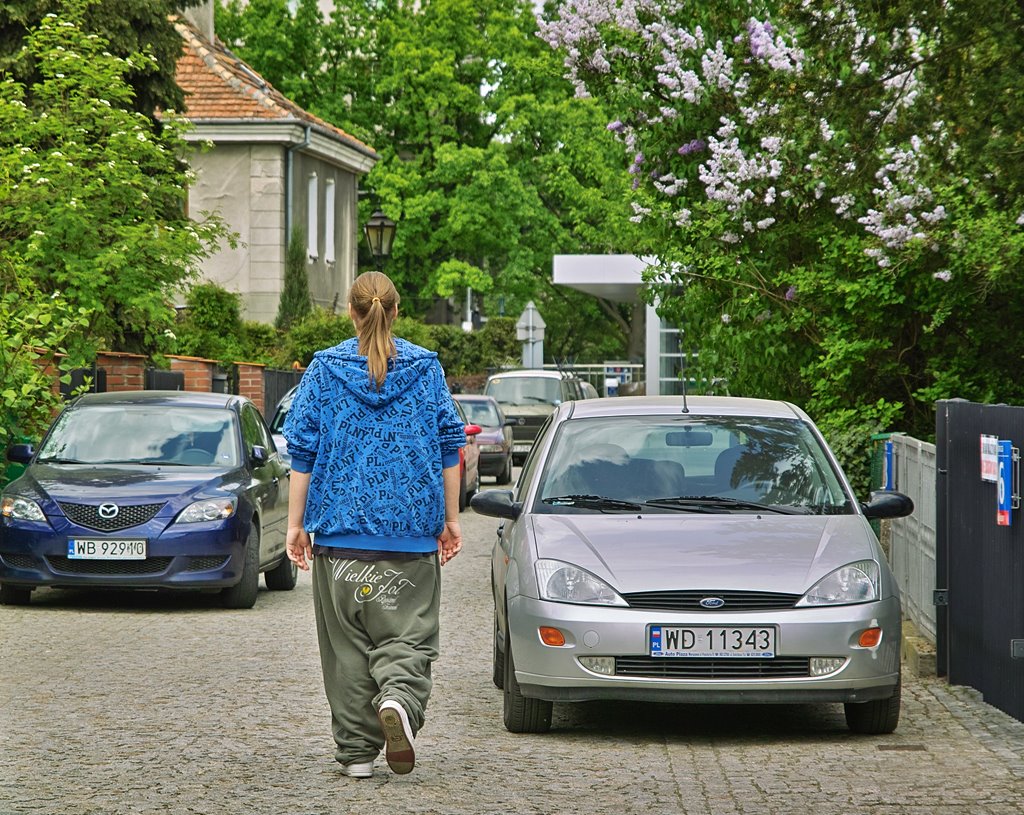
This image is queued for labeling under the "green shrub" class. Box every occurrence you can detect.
[174,283,245,363]
[276,308,354,367]
[240,321,281,365]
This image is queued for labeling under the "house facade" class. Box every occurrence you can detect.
[173,9,377,323]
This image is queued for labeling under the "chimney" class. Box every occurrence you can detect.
[181,1,215,42]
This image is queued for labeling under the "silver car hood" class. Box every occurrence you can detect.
[530,514,878,594]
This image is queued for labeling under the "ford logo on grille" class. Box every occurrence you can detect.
[98,503,120,519]
[699,596,725,609]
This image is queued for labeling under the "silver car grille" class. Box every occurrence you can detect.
[615,656,810,679]
[58,502,165,532]
[622,590,802,612]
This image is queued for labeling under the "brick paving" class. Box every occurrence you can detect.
[2,504,1023,815]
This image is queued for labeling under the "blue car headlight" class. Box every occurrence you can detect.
[536,559,628,606]
[176,497,236,524]
[1,496,46,522]
[796,560,880,606]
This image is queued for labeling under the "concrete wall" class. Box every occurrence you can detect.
[189,143,359,323]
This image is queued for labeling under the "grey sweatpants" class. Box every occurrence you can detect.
[312,552,441,765]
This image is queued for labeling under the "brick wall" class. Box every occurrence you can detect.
[236,362,266,414]
[95,351,146,391]
[166,355,217,392]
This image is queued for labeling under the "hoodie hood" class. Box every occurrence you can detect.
[314,337,438,408]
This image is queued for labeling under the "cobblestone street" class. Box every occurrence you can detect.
[2,504,1024,815]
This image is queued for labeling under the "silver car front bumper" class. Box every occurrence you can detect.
[507,594,901,704]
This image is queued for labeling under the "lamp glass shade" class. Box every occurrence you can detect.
[363,210,397,263]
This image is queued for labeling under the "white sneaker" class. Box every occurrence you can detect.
[340,760,374,779]
[377,699,415,774]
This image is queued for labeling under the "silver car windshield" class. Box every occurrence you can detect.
[536,416,853,515]
[37,406,241,467]
[485,377,560,406]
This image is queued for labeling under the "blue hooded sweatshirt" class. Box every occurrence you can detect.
[282,337,465,554]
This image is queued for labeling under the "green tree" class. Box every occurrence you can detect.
[275,226,313,330]
[0,3,230,355]
[0,0,203,118]
[216,0,643,363]
[0,261,90,449]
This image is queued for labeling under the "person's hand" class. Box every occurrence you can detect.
[286,526,313,571]
[437,519,462,565]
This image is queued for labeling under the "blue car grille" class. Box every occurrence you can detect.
[46,556,173,576]
[622,590,802,612]
[615,656,810,679]
[2,553,38,569]
[58,501,165,532]
[183,556,230,572]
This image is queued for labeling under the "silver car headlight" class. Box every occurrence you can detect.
[176,497,236,523]
[1,496,46,522]
[536,559,628,606]
[797,560,879,606]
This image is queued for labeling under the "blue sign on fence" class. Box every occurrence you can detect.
[997,439,1013,527]
[883,440,895,490]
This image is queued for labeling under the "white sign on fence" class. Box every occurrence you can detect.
[981,434,1000,482]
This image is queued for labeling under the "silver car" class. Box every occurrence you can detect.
[471,396,913,735]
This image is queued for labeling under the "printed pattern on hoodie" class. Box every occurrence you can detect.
[283,338,465,552]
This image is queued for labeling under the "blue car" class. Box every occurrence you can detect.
[0,391,294,608]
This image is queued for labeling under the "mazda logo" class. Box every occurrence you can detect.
[98,503,120,519]
[699,597,725,609]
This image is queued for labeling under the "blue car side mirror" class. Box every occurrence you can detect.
[6,444,34,464]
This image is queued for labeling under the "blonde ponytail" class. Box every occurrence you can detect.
[349,272,399,389]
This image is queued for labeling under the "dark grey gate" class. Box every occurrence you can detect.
[935,399,1024,721]
[264,369,305,415]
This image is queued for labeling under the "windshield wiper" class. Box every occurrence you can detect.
[643,496,811,515]
[37,457,87,464]
[88,459,167,466]
[542,494,643,512]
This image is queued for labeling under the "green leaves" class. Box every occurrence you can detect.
[1,6,229,354]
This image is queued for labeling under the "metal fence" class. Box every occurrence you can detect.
[888,435,938,644]
[264,369,305,417]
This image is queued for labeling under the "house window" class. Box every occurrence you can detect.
[324,179,336,264]
[307,172,318,259]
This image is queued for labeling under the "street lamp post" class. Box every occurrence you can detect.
[363,209,397,270]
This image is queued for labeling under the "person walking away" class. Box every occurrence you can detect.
[282,271,465,779]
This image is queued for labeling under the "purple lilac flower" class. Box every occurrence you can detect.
[677,138,706,155]
[785,285,797,301]
[606,120,625,132]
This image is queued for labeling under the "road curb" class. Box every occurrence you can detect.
[902,619,937,677]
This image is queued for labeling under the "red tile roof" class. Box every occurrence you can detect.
[173,19,375,158]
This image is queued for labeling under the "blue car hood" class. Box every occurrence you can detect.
[13,463,236,507]
[530,513,881,595]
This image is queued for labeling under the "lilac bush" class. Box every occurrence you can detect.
[537,0,1024,445]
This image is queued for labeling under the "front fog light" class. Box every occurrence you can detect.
[809,657,846,677]
[578,656,615,676]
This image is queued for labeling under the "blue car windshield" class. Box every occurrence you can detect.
[536,415,854,515]
[37,406,241,467]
